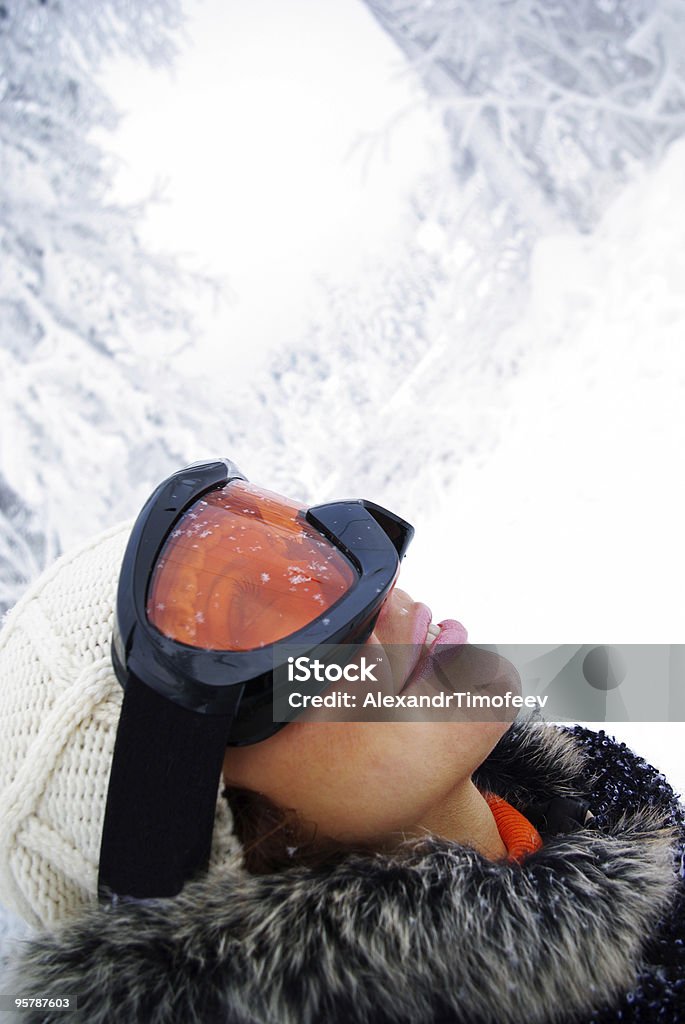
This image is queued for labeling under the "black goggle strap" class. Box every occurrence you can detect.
[97,672,241,905]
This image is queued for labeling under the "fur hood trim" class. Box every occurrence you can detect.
[9,721,681,1024]
[472,711,593,803]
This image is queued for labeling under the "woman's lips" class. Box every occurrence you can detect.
[431,619,469,646]
[401,618,468,693]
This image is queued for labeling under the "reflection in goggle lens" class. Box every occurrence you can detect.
[147,480,357,651]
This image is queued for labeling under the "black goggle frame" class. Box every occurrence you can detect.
[98,459,414,903]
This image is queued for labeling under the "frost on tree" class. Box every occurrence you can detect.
[198,0,685,538]
[285,0,685,520]
[0,0,222,615]
[364,0,685,232]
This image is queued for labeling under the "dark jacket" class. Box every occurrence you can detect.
[8,720,685,1023]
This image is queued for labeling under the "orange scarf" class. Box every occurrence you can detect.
[483,792,543,863]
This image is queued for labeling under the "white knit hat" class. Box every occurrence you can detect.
[0,521,242,932]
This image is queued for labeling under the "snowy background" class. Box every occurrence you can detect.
[2,0,685,967]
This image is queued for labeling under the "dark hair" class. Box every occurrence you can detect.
[222,785,378,874]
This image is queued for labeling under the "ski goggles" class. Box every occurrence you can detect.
[99,459,413,902]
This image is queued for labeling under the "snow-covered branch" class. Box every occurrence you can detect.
[0,0,224,613]
[364,0,685,228]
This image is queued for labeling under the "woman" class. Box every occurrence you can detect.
[0,463,683,1024]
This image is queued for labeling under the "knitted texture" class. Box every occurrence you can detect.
[0,521,242,931]
[483,791,544,862]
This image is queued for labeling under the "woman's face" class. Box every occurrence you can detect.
[222,586,519,845]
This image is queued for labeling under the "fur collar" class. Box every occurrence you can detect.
[10,720,680,1024]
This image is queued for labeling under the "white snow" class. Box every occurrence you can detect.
[397,139,685,797]
[400,138,685,647]
[97,0,442,381]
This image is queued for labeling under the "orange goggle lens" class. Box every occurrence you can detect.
[146,480,357,651]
